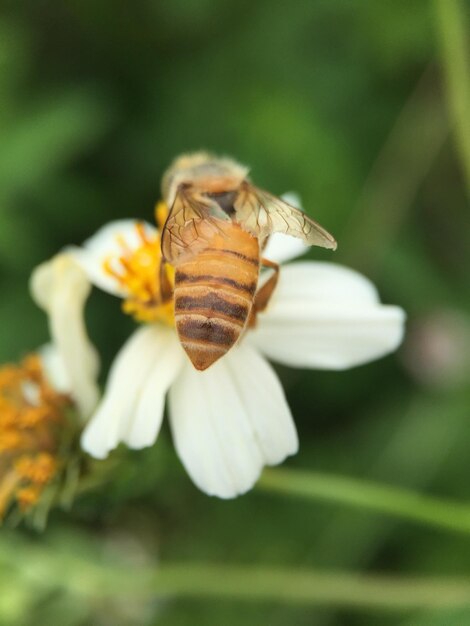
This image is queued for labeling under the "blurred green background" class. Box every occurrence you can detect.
[0,0,469,624]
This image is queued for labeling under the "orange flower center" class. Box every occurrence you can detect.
[0,354,70,517]
[103,203,175,325]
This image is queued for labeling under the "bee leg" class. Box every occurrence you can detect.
[159,260,174,302]
[248,258,279,327]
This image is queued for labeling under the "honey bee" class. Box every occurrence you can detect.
[161,152,337,371]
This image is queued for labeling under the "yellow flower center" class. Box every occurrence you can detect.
[103,202,175,325]
[0,354,70,517]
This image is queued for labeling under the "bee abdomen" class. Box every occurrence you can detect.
[174,284,253,371]
[174,242,259,370]
[177,316,239,344]
[174,271,257,297]
[175,291,250,323]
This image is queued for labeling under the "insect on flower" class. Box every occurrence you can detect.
[31,153,405,498]
[161,153,337,370]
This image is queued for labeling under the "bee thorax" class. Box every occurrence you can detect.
[162,152,249,207]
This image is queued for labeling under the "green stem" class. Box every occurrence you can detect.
[153,566,470,610]
[4,537,470,612]
[434,0,470,197]
[258,468,470,535]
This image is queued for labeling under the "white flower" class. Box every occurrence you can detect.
[30,254,100,417]
[30,212,405,499]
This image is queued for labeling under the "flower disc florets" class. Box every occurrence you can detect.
[103,205,174,325]
[0,354,72,519]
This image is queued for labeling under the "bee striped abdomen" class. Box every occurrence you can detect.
[174,223,260,371]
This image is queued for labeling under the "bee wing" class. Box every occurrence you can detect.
[234,182,337,250]
[161,185,231,264]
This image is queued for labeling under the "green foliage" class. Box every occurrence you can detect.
[0,1,469,625]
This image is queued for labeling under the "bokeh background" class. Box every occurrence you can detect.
[0,0,469,624]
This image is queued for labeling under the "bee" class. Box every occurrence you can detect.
[161,152,336,371]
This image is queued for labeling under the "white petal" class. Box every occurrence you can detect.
[249,262,406,370]
[263,233,309,265]
[69,220,158,297]
[281,192,302,209]
[125,331,184,449]
[223,344,298,465]
[168,343,297,499]
[30,254,100,417]
[38,344,71,394]
[81,325,182,459]
[263,192,309,264]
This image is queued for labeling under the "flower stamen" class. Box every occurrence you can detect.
[103,219,175,325]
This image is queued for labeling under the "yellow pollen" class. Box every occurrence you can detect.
[15,453,57,485]
[155,201,169,229]
[0,355,69,518]
[0,430,25,453]
[103,216,175,325]
[16,485,42,510]
[19,405,51,428]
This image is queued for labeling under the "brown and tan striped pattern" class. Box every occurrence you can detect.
[173,222,260,370]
